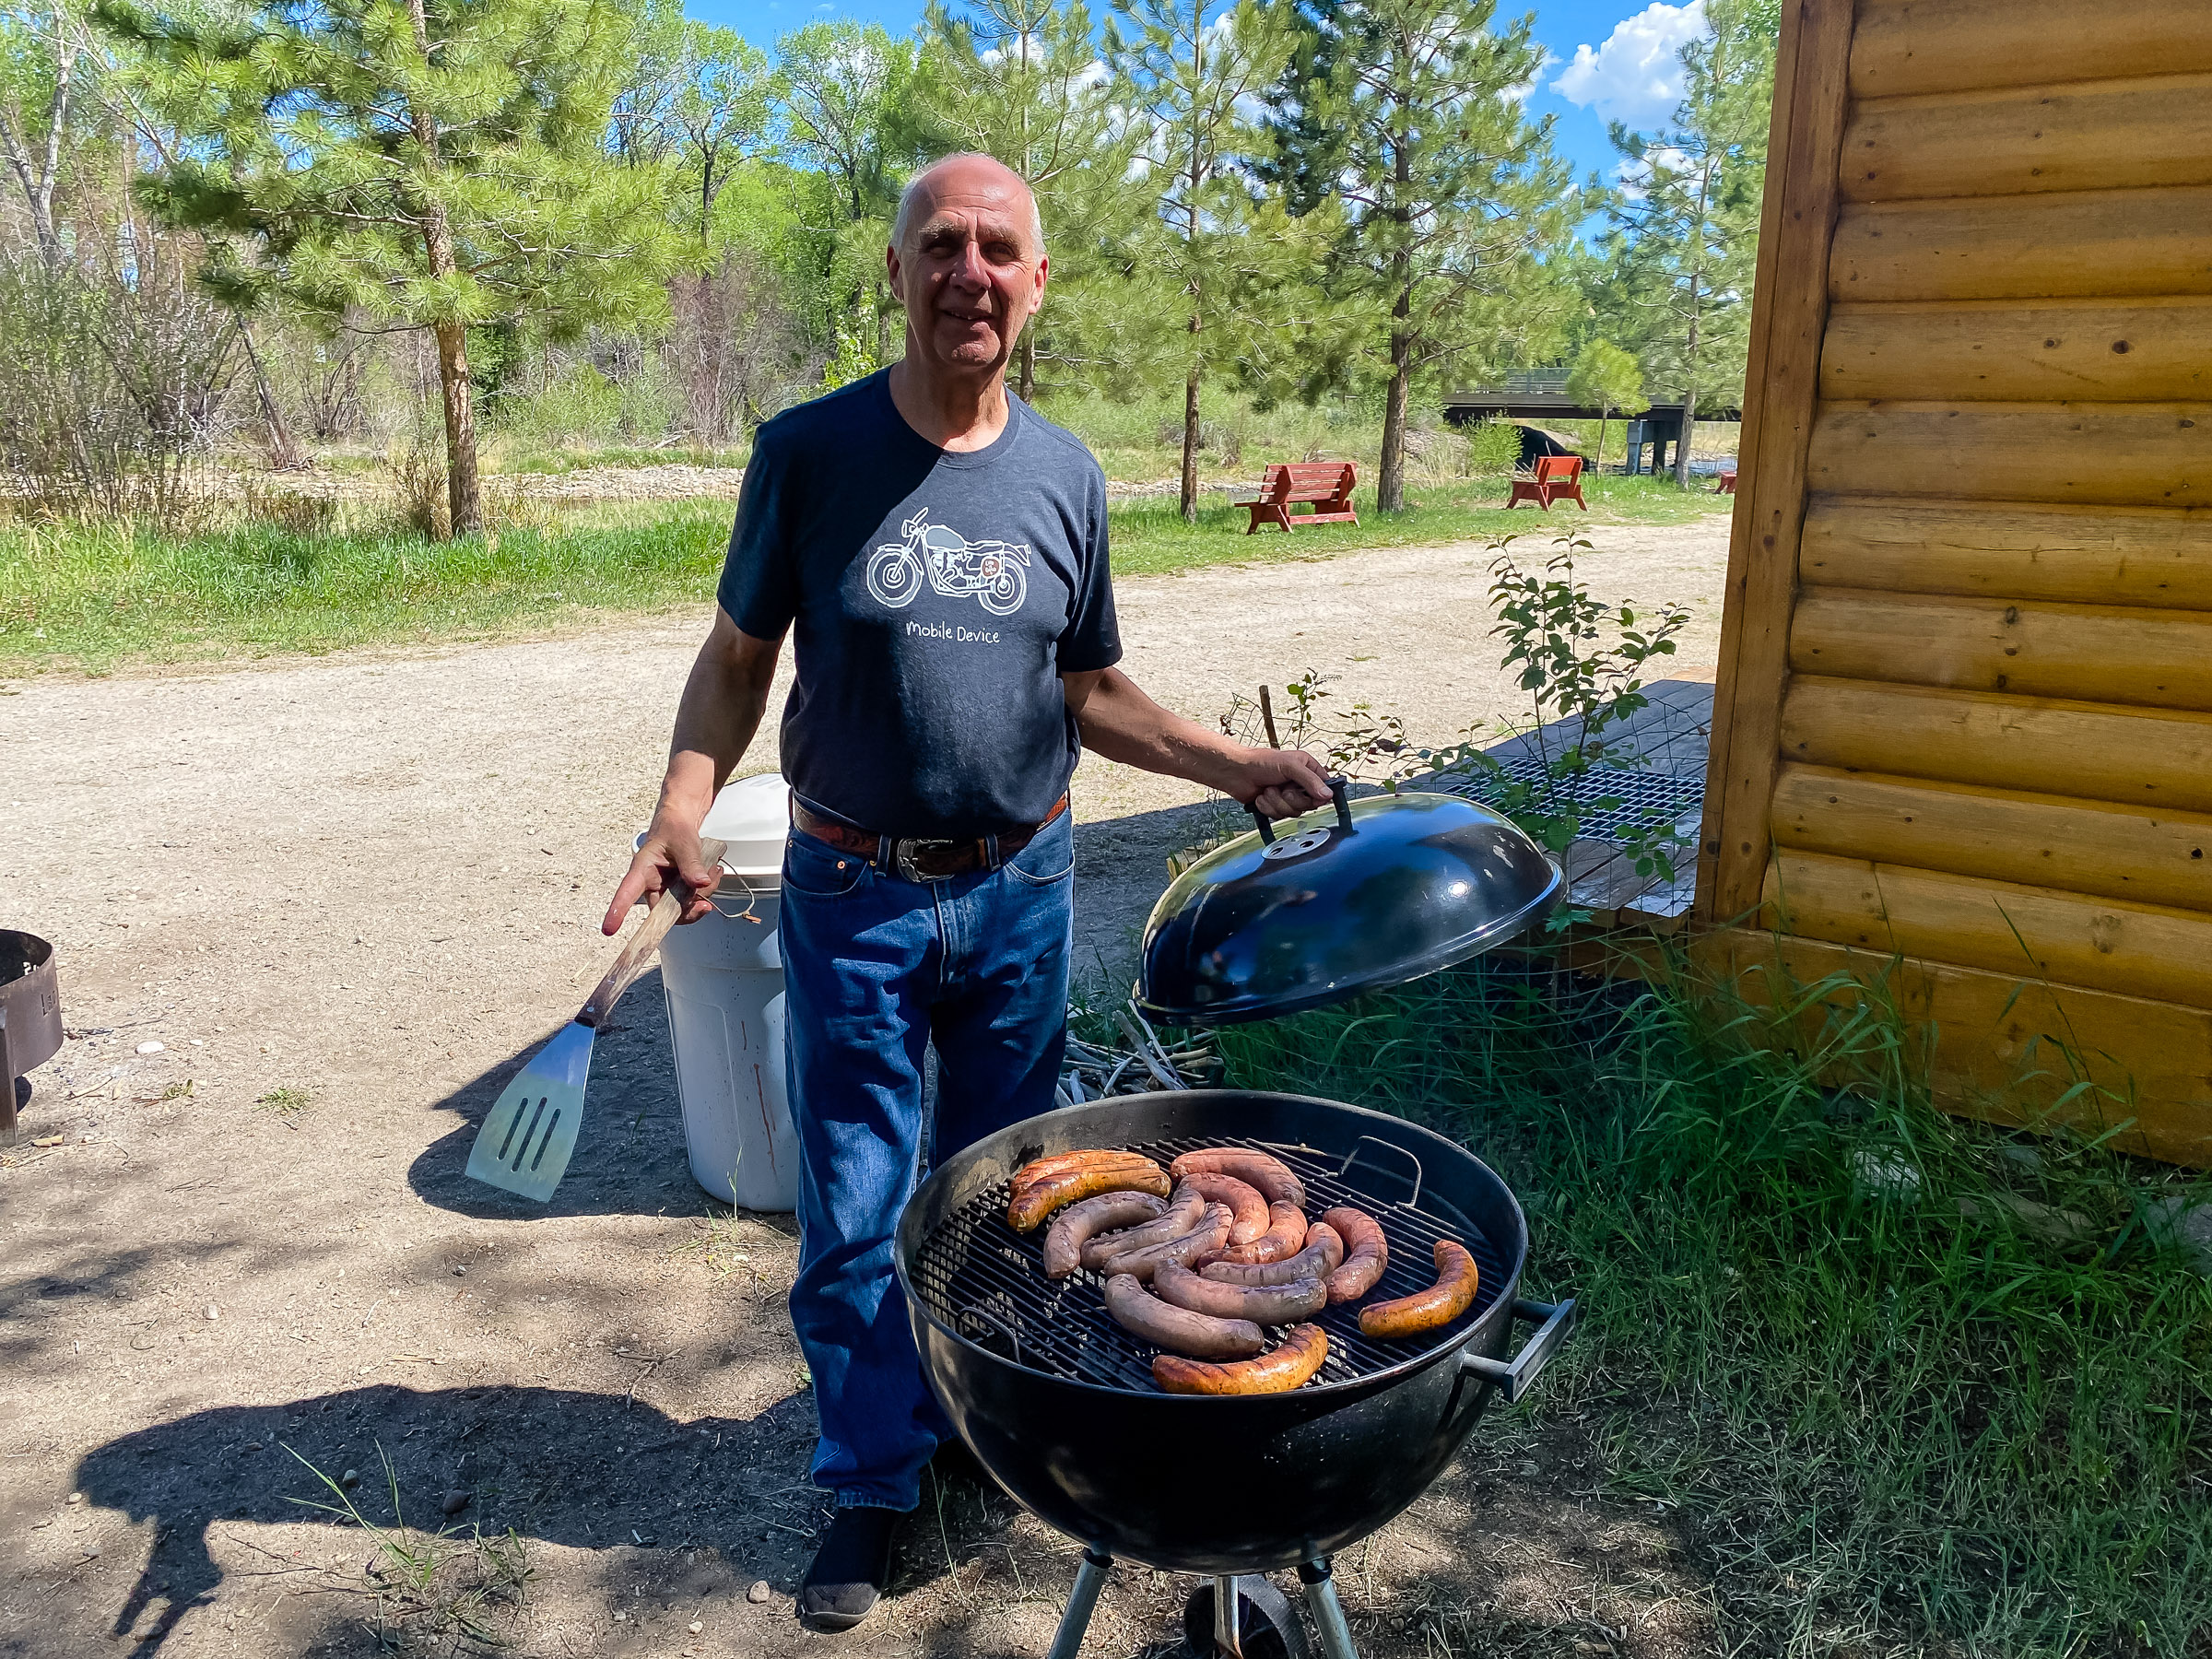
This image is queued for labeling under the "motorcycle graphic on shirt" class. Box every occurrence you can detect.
[865,510,1030,618]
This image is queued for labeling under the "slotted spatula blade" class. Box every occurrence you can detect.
[464,839,725,1202]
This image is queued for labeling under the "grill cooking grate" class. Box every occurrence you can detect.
[910,1136,1506,1394]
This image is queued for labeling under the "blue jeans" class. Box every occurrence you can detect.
[779,808,1074,1512]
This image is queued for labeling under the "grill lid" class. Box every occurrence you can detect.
[1135,782,1562,1025]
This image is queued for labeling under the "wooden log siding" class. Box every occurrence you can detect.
[1698,0,2212,1159]
[1789,589,2212,708]
[1762,850,2212,1010]
[1830,189,2212,304]
[1841,75,2212,204]
[1770,765,2212,913]
[1849,0,2212,100]
[1821,299,2212,403]
[1807,403,2209,505]
[1780,678,2212,815]
[1799,500,2212,608]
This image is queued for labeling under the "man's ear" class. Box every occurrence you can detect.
[885,241,905,305]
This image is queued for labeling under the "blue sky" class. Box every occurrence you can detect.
[681,0,1710,186]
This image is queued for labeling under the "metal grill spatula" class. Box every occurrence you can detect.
[465,840,726,1201]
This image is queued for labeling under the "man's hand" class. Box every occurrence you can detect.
[1226,747,1334,822]
[604,819,722,935]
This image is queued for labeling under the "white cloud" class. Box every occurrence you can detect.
[1551,1,1704,129]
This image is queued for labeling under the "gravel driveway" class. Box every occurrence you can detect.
[0,514,1730,1659]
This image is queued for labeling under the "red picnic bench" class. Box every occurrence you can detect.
[1505,454,1587,512]
[1237,461,1359,533]
[1714,466,1737,494]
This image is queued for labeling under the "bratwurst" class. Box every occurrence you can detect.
[1168,1149,1306,1209]
[1096,1203,1235,1281]
[1214,1200,1309,1265]
[1042,1191,1166,1278]
[1319,1206,1389,1303]
[1173,1172,1270,1245]
[1007,1159,1171,1232]
[1152,1323,1330,1395]
[1078,1184,1207,1270]
[1359,1239,1480,1338]
[1103,1272,1262,1360]
[1154,1259,1326,1325]
[1202,1222,1343,1287]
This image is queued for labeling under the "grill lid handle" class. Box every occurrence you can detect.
[1459,1297,1577,1404]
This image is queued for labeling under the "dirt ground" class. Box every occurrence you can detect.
[0,513,1731,1659]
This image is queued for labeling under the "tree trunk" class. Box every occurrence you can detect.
[406,0,480,538]
[238,324,307,471]
[1595,412,1608,473]
[1672,392,1695,488]
[1180,368,1201,523]
[1019,331,1035,404]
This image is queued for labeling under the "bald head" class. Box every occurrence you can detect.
[893,153,1045,257]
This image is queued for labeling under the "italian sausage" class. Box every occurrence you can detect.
[1174,1172,1270,1245]
[1103,1273,1263,1360]
[1168,1149,1306,1209]
[1043,1192,1166,1278]
[1319,1206,1389,1303]
[1359,1240,1480,1339]
[1154,1259,1326,1325]
[1007,1161,1171,1232]
[1078,1184,1209,1270]
[1153,1323,1330,1395]
[1009,1148,1162,1193]
[1213,1201,1309,1265]
[1202,1222,1343,1287]
[1097,1204,1234,1282]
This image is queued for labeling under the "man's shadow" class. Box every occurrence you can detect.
[73,1383,979,1655]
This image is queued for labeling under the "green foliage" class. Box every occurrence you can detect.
[1214,954,2212,1655]
[1465,417,1522,476]
[1267,0,1576,510]
[1565,336,1643,469]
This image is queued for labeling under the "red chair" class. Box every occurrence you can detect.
[1505,454,1587,512]
[1714,466,1738,495]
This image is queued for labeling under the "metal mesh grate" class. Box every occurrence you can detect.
[1451,757,1700,842]
[909,1137,1506,1394]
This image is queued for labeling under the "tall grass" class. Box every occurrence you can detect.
[1215,949,2212,1656]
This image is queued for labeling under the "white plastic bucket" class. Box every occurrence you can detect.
[650,772,799,1212]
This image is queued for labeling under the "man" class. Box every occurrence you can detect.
[606,153,1328,1630]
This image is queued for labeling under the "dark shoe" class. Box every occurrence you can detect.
[798,1505,901,1632]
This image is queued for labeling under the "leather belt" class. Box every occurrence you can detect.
[792,793,1070,882]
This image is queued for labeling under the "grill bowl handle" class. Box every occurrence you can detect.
[1459,1297,1576,1404]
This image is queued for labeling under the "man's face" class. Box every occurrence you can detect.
[888,163,1047,381]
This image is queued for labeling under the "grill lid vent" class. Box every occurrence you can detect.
[1134,787,1562,1026]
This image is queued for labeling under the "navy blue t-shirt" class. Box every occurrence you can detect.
[718,370,1123,838]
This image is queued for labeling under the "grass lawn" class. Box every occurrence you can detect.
[0,477,1729,674]
[1212,951,2212,1657]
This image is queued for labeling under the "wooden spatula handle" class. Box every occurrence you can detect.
[579,837,729,1027]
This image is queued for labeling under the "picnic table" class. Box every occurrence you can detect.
[1506,454,1588,512]
[1236,462,1359,533]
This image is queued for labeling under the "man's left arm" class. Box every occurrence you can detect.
[1065,667,1331,820]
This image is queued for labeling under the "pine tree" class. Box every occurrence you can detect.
[920,0,1142,401]
[1565,338,1641,473]
[93,0,684,536]
[1599,0,1777,487]
[1107,0,1292,521]
[1268,0,1574,512]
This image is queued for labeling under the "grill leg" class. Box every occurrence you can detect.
[1045,1548,1112,1659]
[1298,1560,1360,1659]
[1216,1575,1242,1657]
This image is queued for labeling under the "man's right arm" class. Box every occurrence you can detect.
[602,607,784,934]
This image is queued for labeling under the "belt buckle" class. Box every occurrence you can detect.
[895,838,959,883]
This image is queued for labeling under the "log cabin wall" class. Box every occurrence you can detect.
[1695,0,2212,1163]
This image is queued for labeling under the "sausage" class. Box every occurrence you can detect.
[1009,1148,1162,1195]
[1007,1162,1171,1232]
[1103,1273,1263,1360]
[1168,1149,1306,1209]
[1079,1185,1208,1270]
[1359,1240,1480,1339]
[1202,1223,1344,1287]
[1043,1192,1166,1278]
[1213,1201,1309,1266]
[1154,1259,1326,1325]
[1153,1323,1330,1395]
[1097,1204,1234,1282]
[1319,1206,1388,1303]
[1175,1173,1270,1245]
